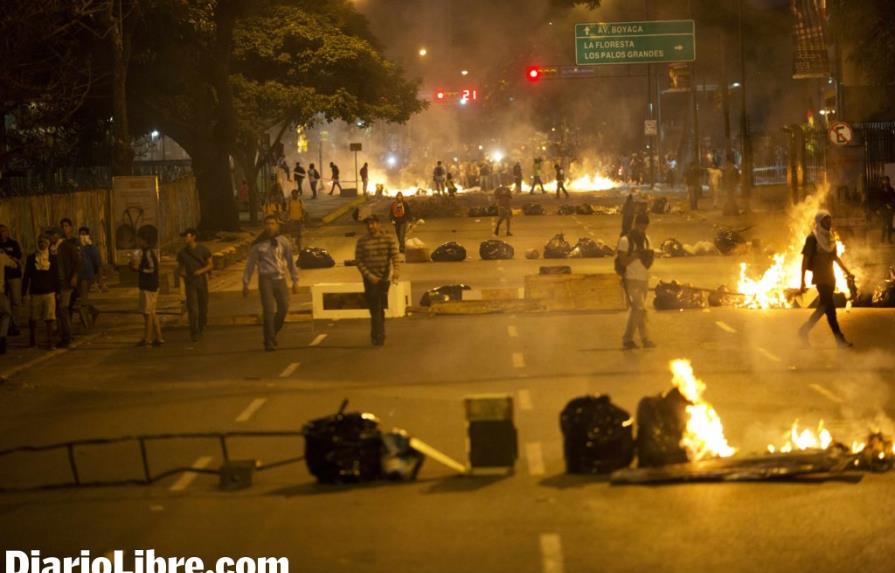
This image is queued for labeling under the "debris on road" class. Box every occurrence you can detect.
[653,280,707,310]
[480,239,515,260]
[557,204,577,216]
[544,233,572,258]
[420,284,471,306]
[561,395,635,474]
[523,203,545,215]
[575,203,595,215]
[659,238,689,258]
[569,237,610,258]
[650,197,669,214]
[524,248,540,259]
[539,265,572,275]
[298,247,336,269]
[714,226,750,255]
[431,241,467,262]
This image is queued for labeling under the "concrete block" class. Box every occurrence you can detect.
[524,273,625,311]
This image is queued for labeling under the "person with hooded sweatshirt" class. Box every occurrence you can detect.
[799,210,854,348]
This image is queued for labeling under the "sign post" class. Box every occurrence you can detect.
[575,20,696,66]
[350,142,362,195]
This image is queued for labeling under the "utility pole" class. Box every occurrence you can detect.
[646,0,655,188]
[738,0,752,212]
[688,0,700,168]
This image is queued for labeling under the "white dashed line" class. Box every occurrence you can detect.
[512,352,526,368]
[235,398,267,423]
[539,533,565,573]
[810,383,844,404]
[715,320,737,333]
[168,456,213,492]
[526,442,545,475]
[279,362,300,378]
[309,333,327,346]
[507,325,519,338]
[756,347,782,363]
[517,389,533,411]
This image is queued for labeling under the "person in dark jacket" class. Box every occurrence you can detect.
[328,162,343,195]
[512,161,523,193]
[389,192,412,253]
[360,162,369,195]
[130,226,163,347]
[293,161,306,196]
[22,235,59,350]
[620,192,635,236]
[880,176,895,243]
[49,220,80,347]
[0,224,24,336]
[74,226,103,329]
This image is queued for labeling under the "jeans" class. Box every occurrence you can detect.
[259,275,289,348]
[364,278,389,343]
[185,278,209,339]
[0,292,10,338]
[531,177,545,193]
[74,278,98,328]
[623,279,650,344]
[310,181,318,199]
[57,288,73,342]
[394,221,407,253]
[295,177,305,195]
[556,181,568,198]
[803,283,841,335]
[495,214,511,235]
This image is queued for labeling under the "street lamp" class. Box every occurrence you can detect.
[418,47,428,57]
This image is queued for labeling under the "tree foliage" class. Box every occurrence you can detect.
[828,0,895,85]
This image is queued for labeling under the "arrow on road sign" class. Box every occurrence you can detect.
[584,26,591,35]
[674,45,683,51]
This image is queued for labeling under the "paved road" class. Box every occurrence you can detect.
[2,195,894,573]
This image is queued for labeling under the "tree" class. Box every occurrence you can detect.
[828,0,895,85]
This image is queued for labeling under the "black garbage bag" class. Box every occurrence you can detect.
[303,402,384,484]
[479,239,515,260]
[544,233,572,259]
[468,206,487,217]
[872,270,895,307]
[714,226,748,255]
[540,265,571,275]
[420,284,471,307]
[660,238,689,258]
[431,241,467,262]
[558,204,577,215]
[653,280,706,310]
[569,237,605,258]
[576,203,595,215]
[485,205,499,216]
[650,197,669,214]
[523,203,545,215]
[525,248,540,259]
[708,285,738,307]
[636,388,691,467]
[381,430,425,481]
[298,247,336,269]
[560,395,635,474]
[596,240,615,257]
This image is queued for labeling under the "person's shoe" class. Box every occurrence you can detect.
[642,340,656,348]
[264,345,276,352]
[834,333,853,348]
[506,232,513,236]
[137,339,148,347]
[152,339,165,347]
[622,340,639,350]
[798,324,811,347]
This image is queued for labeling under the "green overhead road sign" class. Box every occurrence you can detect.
[575,20,695,65]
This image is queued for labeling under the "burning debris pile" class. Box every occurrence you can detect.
[563,359,895,483]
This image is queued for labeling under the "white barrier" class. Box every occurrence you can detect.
[310,280,411,320]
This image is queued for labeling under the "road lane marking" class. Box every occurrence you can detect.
[235,398,267,423]
[169,456,213,492]
[279,362,300,378]
[517,389,533,411]
[715,320,737,333]
[810,383,844,404]
[756,347,782,363]
[499,276,508,283]
[309,333,327,346]
[539,533,565,573]
[588,230,595,236]
[512,352,526,368]
[526,442,545,475]
[507,325,519,338]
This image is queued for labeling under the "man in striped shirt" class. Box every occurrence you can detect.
[355,215,400,346]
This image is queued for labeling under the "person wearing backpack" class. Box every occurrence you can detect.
[616,213,655,350]
[389,192,411,253]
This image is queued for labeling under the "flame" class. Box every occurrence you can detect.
[568,173,620,192]
[670,359,736,461]
[767,420,833,453]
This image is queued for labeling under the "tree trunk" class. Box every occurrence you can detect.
[108,0,133,176]
[192,148,239,231]
[234,150,260,224]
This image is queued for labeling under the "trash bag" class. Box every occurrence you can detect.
[303,403,384,484]
[636,388,690,467]
[687,241,720,256]
[523,203,545,215]
[596,240,615,257]
[381,430,425,481]
[298,247,336,269]
[431,241,467,262]
[485,205,498,216]
[540,265,571,275]
[872,269,895,307]
[660,238,689,258]
[708,285,738,307]
[558,204,577,215]
[525,248,540,260]
[650,197,669,214]
[560,395,635,474]
[714,226,748,255]
[468,207,487,217]
[569,237,605,258]
[575,203,595,215]
[480,239,515,260]
[653,280,706,310]
[420,284,471,307]
[544,233,572,259]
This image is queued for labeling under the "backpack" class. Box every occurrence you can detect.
[614,233,650,276]
[391,201,406,220]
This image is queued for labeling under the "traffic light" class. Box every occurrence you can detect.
[526,66,541,82]
[434,89,446,102]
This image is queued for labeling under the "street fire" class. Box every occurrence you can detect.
[568,172,620,192]
[669,359,736,461]
[766,420,833,453]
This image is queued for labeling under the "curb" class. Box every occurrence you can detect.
[320,196,367,225]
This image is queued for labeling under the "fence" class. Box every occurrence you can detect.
[0,176,200,263]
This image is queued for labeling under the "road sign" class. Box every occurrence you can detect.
[575,20,695,65]
[644,120,658,136]
[828,121,854,146]
[349,143,362,152]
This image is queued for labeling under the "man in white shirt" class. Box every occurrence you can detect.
[616,213,655,350]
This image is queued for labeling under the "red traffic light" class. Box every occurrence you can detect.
[526,66,541,82]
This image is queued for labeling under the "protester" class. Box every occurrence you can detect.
[294,161,306,196]
[355,215,400,346]
[287,189,306,251]
[685,162,701,211]
[554,162,569,199]
[130,226,163,347]
[0,224,23,336]
[494,185,513,237]
[50,220,80,348]
[616,213,655,350]
[798,211,854,348]
[512,161,523,193]
[22,235,58,350]
[0,247,18,354]
[74,226,103,329]
[446,171,458,197]
[879,176,895,244]
[707,162,723,210]
[360,162,369,195]
[389,192,411,253]
[308,163,321,199]
[328,162,343,195]
[433,161,446,195]
[530,158,546,194]
[177,228,213,343]
[620,192,635,236]
[243,214,299,351]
